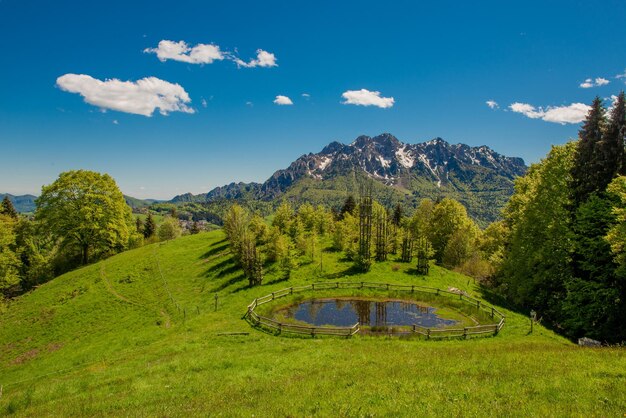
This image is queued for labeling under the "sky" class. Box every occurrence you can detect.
[1,0,626,199]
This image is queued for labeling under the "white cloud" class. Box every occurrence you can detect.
[112,119,119,125]
[341,89,394,108]
[616,69,626,79]
[56,74,194,117]
[145,40,277,69]
[580,77,610,88]
[595,77,610,86]
[201,98,208,108]
[486,100,499,109]
[232,49,278,68]
[273,95,293,105]
[246,101,254,107]
[144,40,225,64]
[509,102,590,124]
[302,93,310,98]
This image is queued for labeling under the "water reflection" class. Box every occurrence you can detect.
[278,299,458,328]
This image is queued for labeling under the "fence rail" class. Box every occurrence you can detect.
[245,281,505,338]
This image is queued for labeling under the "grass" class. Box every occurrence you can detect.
[0,230,625,416]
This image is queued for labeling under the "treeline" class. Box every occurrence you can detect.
[494,94,626,343]
[222,192,504,286]
[0,170,197,303]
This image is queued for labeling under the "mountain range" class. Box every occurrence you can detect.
[172,133,527,225]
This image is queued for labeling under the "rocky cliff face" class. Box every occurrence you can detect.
[170,133,527,224]
[259,133,526,196]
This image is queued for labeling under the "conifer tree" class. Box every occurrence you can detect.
[0,196,18,219]
[143,213,156,238]
[391,204,403,227]
[339,195,356,219]
[571,97,607,205]
[602,91,626,179]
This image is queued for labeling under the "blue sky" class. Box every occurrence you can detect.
[1,0,625,199]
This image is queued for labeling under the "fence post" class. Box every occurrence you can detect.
[477,301,480,309]
[463,327,467,339]
[290,287,293,295]
[271,292,275,300]
[360,282,364,289]
[312,284,315,290]
[427,328,431,340]
[491,307,494,318]
[411,285,414,293]
[336,282,339,288]
[436,289,440,296]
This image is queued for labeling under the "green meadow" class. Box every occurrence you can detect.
[1,230,625,416]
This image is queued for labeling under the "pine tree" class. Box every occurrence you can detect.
[143,213,156,238]
[339,195,356,219]
[135,217,144,234]
[391,204,403,227]
[1,196,18,219]
[602,91,626,179]
[571,97,607,205]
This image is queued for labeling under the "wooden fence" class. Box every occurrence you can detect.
[245,281,505,338]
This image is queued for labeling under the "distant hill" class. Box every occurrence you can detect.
[0,193,37,213]
[1,193,160,213]
[172,133,527,225]
[123,195,163,209]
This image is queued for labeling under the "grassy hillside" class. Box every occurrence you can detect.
[1,231,624,416]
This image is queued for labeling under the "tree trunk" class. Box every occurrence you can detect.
[82,244,89,265]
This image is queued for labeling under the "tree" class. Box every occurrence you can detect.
[571,97,607,205]
[0,214,22,296]
[190,221,201,235]
[36,170,133,265]
[158,216,182,241]
[135,217,144,234]
[1,196,18,219]
[500,143,576,319]
[223,204,249,264]
[272,202,293,234]
[602,91,625,178]
[429,198,475,264]
[339,195,357,219]
[143,213,156,238]
[391,204,403,227]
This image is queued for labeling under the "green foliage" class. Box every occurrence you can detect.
[339,195,356,219]
[500,143,575,315]
[1,195,18,219]
[0,232,624,416]
[0,214,22,296]
[143,213,157,238]
[35,170,134,265]
[157,217,182,241]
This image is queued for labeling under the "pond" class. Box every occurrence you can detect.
[274,298,459,329]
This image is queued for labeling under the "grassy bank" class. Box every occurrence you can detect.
[1,230,624,416]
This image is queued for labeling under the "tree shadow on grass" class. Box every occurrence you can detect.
[200,241,229,259]
[211,273,247,292]
[322,265,363,280]
[264,273,290,286]
[202,256,242,278]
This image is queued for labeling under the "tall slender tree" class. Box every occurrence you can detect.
[602,91,626,179]
[571,97,607,205]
